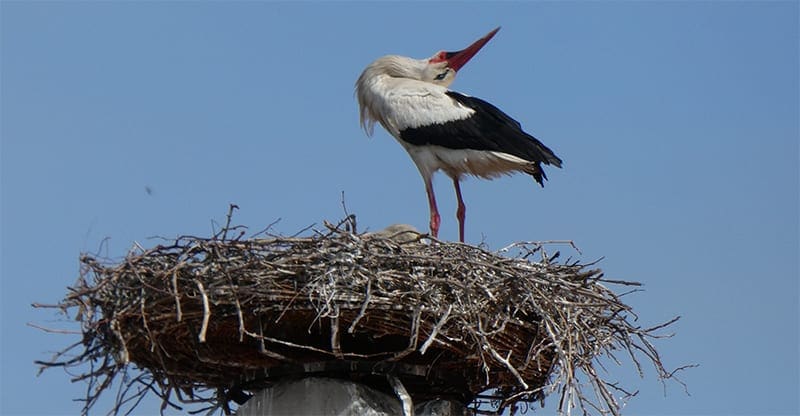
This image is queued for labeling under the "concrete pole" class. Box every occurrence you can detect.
[236,377,470,416]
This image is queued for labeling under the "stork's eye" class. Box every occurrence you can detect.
[434,71,448,81]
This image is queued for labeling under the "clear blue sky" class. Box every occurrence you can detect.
[2,2,797,415]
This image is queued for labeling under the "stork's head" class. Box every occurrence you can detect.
[422,27,500,87]
[356,27,500,136]
[358,27,500,89]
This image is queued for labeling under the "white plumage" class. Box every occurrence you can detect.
[358,59,474,136]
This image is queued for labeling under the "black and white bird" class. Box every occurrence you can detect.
[355,27,562,242]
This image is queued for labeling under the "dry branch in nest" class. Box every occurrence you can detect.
[35,211,686,415]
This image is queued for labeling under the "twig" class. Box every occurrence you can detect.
[348,278,372,334]
[331,304,343,359]
[220,204,239,241]
[340,191,356,234]
[26,323,80,335]
[171,268,183,322]
[420,304,452,355]
[195,280,210,343]
[387,375,414,416]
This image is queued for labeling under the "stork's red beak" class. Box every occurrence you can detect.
[436,27,500,72]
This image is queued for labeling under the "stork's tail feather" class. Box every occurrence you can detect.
[526,142,562,186]
[545,152,563,168]
[534,140,563,169]
[527,146,562,186]
[527,164,548,187]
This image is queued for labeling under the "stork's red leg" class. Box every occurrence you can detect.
[453,178,466,242]
[424,178,441,238]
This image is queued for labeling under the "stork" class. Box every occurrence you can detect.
[355,27,562,242]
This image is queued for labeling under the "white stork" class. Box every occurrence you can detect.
[355,27,562,242]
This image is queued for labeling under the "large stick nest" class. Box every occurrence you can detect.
[36,212,684,415]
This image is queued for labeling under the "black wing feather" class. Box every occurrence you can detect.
[399,91,562,184]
